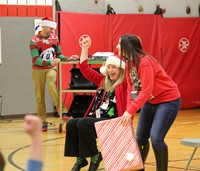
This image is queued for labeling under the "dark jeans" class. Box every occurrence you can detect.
[136,98,181,149]
[64,117,108,158]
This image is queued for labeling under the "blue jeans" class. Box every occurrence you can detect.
[136,98,181,150]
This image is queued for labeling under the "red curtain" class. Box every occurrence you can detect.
[58,12,200,109]
[59,12,112,56]
[111,14,161,61]
[161,18,200,109]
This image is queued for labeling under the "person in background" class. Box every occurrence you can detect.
[64,35,127,171]
[30,16,78,131]
[119,34,181,171]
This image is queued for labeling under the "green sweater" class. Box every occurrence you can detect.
[30,32,69,69]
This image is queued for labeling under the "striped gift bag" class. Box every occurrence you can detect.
[95,117,143,171]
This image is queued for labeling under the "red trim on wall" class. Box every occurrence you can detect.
[45,6,53,18]
[0,5,8,16]
[8,5,18,16]
[18,5,27,17]
[36,6,46,17]
[0,5,52,17]
[27,5,37,17]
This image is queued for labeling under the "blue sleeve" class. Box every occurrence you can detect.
[27,159,43,171]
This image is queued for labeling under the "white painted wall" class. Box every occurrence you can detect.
[53,0,200,17]
[1,0,199,17]
[105,0,200,17]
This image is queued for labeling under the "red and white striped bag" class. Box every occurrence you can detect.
[95,117,143,171]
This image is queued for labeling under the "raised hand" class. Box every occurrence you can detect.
[79,34,91,48]
[23,115,42,138]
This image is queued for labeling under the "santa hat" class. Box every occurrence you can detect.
[41,17,57,29]
[100,55,126,75]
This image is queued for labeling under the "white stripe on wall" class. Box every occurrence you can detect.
[0,0,52,5]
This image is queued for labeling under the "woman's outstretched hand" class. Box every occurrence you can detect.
[79,34,91,48]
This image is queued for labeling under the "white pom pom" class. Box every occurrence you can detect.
[100,66,107,75]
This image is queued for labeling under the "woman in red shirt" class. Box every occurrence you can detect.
[119,34,181,171]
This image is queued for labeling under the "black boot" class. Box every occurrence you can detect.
[153,147,168,171]
[137,142,150,171]
[71,158,88,171]
[88,152,102,171]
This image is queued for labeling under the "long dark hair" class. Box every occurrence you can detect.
[120,34,147,71]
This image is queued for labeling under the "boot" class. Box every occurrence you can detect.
[71,158,88,171]
[137,142,150,171]
[153,147,168,171]
[88,152,102,171]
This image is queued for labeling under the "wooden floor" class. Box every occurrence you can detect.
[0,109,200,171]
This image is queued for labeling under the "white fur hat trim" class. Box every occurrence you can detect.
[41,20,57,29]
[100,55,125,75]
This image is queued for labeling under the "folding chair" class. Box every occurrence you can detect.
[180,138,200,171]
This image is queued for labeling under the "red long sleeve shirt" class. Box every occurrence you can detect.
[126,55,181,116]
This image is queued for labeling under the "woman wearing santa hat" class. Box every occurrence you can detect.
[30,17,77,131]
[64,35,127,171]
[118,34,181,171]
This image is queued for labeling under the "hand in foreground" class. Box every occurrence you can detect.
[24,115,43,163]
[23,115,42,138]
[121,111,132,126]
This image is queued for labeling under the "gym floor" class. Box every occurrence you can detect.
[0,109,199,171]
